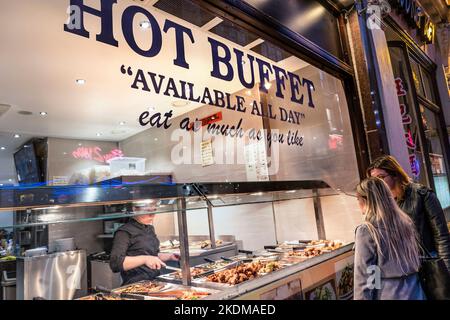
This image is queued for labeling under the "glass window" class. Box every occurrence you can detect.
[409,58,425,97]
[420,105,450,209]
[388,46,428,186]
[420,67,437,104]
[243,0,343,59]
[0,0,359,192]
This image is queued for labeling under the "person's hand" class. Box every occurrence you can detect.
[170,253,180,261]
[158,252,180,262]
[144,256,166,270]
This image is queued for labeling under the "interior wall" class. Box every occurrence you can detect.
[173,203,277,251]
[46,206,104,255]
[47,137,119,185]
[119,96,265,183]
[273,198,318,243]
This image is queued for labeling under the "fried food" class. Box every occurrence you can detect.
[199,239,224,249]
[115,281,166,294]
[206,261,280,285]
[173,267,208,279]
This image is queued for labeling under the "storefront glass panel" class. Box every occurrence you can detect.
[388,46,428,186]
[420,105,450,209]
[0,0,359,191]
[0,0,363,300]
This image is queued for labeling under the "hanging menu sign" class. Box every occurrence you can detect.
[201,139,214,167]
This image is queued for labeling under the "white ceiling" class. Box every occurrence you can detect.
[0,0,309,183]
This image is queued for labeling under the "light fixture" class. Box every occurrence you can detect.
[76,79,86,85]
[171,100,190,107]
[39,111,47,116]
[0,147,5,150]
[13,134,20,138]
[139,21,151,29]
[119,121,126,126]
[96,133,103,137]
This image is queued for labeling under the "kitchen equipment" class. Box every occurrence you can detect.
[24,247,47,257]
[18,231,31,246]
[164,265,181,272]
[16,250,87,300]
[1,270,16,300]
[54,238,75,252]
[90,256,122,291]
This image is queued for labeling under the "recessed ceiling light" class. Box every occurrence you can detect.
[119,121,126,126]
[96,133,102,137]
[13,134,21,138]
[40,111,47,116]
[76,79,86,85]
[0,147,6,150]
[171,100,190,107]
[139,21,151,29]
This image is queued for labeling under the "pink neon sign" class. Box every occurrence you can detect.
[72,147,124,163]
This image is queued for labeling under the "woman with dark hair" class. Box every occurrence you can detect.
[367,155,450,272]
[354,177,425,299]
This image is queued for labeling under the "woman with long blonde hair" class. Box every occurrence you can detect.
[354,177,425,300]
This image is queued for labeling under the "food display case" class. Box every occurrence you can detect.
[0,180,357,300]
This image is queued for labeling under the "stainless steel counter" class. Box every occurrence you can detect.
[16,250,87,300]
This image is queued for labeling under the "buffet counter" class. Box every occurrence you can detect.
[80,241,354,300]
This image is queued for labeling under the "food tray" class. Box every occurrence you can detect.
[77,293,131,300]
[140,284,220,300]
[111,280,174,297]
[158,260,241,282]
[195,261,283,288]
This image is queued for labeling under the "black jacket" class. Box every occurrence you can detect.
[109,219,160,285]
[398,183,450,271]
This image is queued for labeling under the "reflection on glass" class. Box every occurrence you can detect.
[420,67,437,104]
[388,46,427,186]
[409,58,424,97]
[420,105,450,209]
[0,0,360,226]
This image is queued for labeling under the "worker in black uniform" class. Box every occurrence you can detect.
[109,201,179,285]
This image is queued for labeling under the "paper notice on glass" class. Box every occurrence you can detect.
[201,139,214,167]
[244,141,269,181]
[52,176,69,186]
